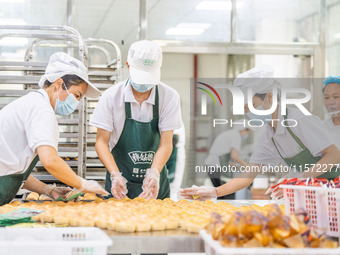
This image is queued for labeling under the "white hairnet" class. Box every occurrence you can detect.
[233,65,279,94]
[38,52,101,98]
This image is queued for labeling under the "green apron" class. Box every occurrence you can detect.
[0,156,39,206]
[105,84,170,199]
[271,113,338,180]
[219,153,232,178]
[166,134,179,183]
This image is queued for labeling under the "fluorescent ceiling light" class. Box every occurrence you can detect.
[166,23,211,36]
[177,23,211,29]
[335,34,340,39]
[0,38,28,47]
[196,1,244,11]
[0,18,26,25]
[0,0,24,2]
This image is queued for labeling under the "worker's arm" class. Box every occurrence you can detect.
[22,175,47,194]
[151,130,174,173]
[230,148,248,167]
[36,145,81,189]
[22,175,73,199]
[215,164,260,197]
[95,128,120,174]
[302,145,340,178]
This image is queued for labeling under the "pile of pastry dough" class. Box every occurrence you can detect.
[25,192,51,201]
[206,205,338,248]
[0,197,284,233]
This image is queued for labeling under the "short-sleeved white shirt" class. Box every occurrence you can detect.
[324,117,340,150]
[249,107,333,166]
[204,129,241,166]
[0,89,59,176]
[90,80,182,150]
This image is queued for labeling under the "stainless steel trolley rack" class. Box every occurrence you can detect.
[23,36,123,181]
[0,25,88,180]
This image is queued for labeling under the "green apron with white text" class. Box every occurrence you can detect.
[271,113,338,180]
[105,85,170,199]
[0,156,39,206]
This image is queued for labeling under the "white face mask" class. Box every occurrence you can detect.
[246,94,272,124]
[324,85,340,117]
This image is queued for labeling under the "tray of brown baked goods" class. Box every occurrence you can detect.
[0,199,291,254]
[21,192,103,203]
[1,198,284,234]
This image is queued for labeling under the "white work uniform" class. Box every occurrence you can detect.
[204,129,241,166]
[169,121,186,200]
[90,80,182,150]
[0,89,59,176]
[249,107,333,166]
[324,118,340,150]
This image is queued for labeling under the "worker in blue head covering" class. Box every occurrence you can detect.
[323,76,340,149]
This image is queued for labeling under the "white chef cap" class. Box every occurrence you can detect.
[233,65,281,103]
[38,52,101,98]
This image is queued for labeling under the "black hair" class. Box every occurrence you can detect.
[43,74,85,89]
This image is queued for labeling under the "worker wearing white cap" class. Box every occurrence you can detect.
[181,65,340,201]
[323,76,340,150]
[205,120,253,199]
[90,40,181,200]
[0,52,107,206]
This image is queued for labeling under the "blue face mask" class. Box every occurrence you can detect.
[246,98,272,125]
[241,134,249,142]
[130,79,154,93]
[55,82,79,116]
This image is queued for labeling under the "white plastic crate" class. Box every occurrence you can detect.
[280,185,340,237]
[0,227,112,255]
[200,230,340,255]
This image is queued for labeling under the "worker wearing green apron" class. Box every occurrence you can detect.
[180,65,340,201]
[91,40,182,200]
[0,156,39,206]
[0,52,107,206]
[272,114,339,180]
[105,85,170,199]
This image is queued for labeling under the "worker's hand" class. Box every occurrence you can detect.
[43,184,72,200]
[139,168,160,200]
[266,168,302,200]
[266,177,287,200]
[180,185,218,201]
[110,171,128,200]
[79,177,109,196]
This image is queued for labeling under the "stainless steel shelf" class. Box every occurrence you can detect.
[57,119,79,125]
[0,61,47,67]
[0,75,41,84]
[0,90,31,96]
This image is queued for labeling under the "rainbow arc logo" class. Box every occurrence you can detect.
[196,82,222,106]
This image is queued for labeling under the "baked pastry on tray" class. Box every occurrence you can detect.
[1,197,285,234]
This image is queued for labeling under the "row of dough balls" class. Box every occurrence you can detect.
[1,198,285,233]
